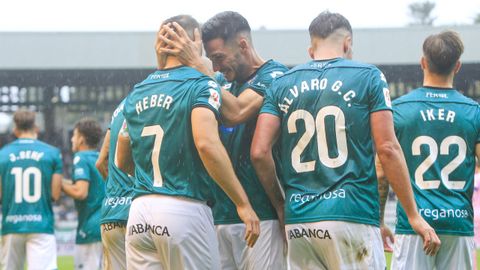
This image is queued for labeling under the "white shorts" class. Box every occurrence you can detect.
[216,220,286,270]
[101,222,127,270]
[1,233,57,270]
[125,195,220,270]
[75,242,103,270]
[391,234,475,270]
[286,221,385,270]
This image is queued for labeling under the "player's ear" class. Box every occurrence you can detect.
[420,56,427,71]
[239,38,248,52]
[453,61,462,74]
[343,36,353,59]
[308,46,314,59]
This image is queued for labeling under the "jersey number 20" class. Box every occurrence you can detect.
[288,106,348,172]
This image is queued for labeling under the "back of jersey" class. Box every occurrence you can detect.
[261,58,391,226]
[124,66,222,202]
[393,87,480,236]
[0,139,62,234]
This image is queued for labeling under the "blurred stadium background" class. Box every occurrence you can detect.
[0,25,479,267]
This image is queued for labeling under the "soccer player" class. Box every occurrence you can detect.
[0,110,62,270]
[117,15,259,270]
[379,31,479,269]
[63,118,105,270]
[95,99,135,270]
[158,12,288,269]
[250,11,441,269]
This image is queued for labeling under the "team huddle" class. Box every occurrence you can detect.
[0,10,478,270]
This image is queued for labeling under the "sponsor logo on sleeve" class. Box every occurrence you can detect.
[380,72,387,83]
[73,156,80,165]
[383,88,392,108]
[270,71,284,78]
[208,80,218,88]
[208,89,221,111]
[74,168,85,177]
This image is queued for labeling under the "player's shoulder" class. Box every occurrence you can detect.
[260,59,289,74]
[134,66,208,89]
[332,58,377,70]
[74,150,98,166]
[34,140,61,154]
[392,88,422,106]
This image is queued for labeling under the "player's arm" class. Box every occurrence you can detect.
[116,121,135,176]
[220,90,264,126]
[62,180,89,200]
[250,113,286,239]
[375,155,394,252]
[192,107,260,247]
[117,133,134,176]
[51,173,62,201]
[96,130,110,179]
[371,110,441,256]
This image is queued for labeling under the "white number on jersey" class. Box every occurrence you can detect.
[288,106,348,173]
[141,125,164,187]
[11,167,42,203]
[412,135,466,190]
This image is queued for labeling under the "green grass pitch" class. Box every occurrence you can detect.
[57,251,480,269]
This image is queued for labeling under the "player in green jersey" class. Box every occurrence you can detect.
[378,31,480,270]
[95,99,135,270]
[63,118,105,270]
[116,15,259,270]
[0,110,62,270]
[251,11,441,269]
[157,12,288,269]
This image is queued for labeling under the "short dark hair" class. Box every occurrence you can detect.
[423,31,464,75]
[202,11,251,44]
[75,118,103,148]
[309,11,352,39]
[163,15,199,40]
[14,110,36,132]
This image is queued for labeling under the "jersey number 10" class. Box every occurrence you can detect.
[11,167,42,203]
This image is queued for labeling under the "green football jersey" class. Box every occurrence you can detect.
[393,87,480,236]
[214,60,288,224]
[0,139,62,235]
[72,150,105,244]
[123,66,222,202]
[101,99,135,224]
[261,58,392,226]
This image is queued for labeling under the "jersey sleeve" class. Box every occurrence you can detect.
[72,154,91,182]
[192,77,222,118]
[368,68,393,113]
[53,149,63,175]
[260,80,281,117]
[246,69,285,96]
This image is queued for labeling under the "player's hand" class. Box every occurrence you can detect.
[380,224,394,252]
[236,204,260,248]
[157,22,203,68]
[155,25,169,69]
[409,214,441,256]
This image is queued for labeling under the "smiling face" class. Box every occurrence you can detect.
[204,37,250,83]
